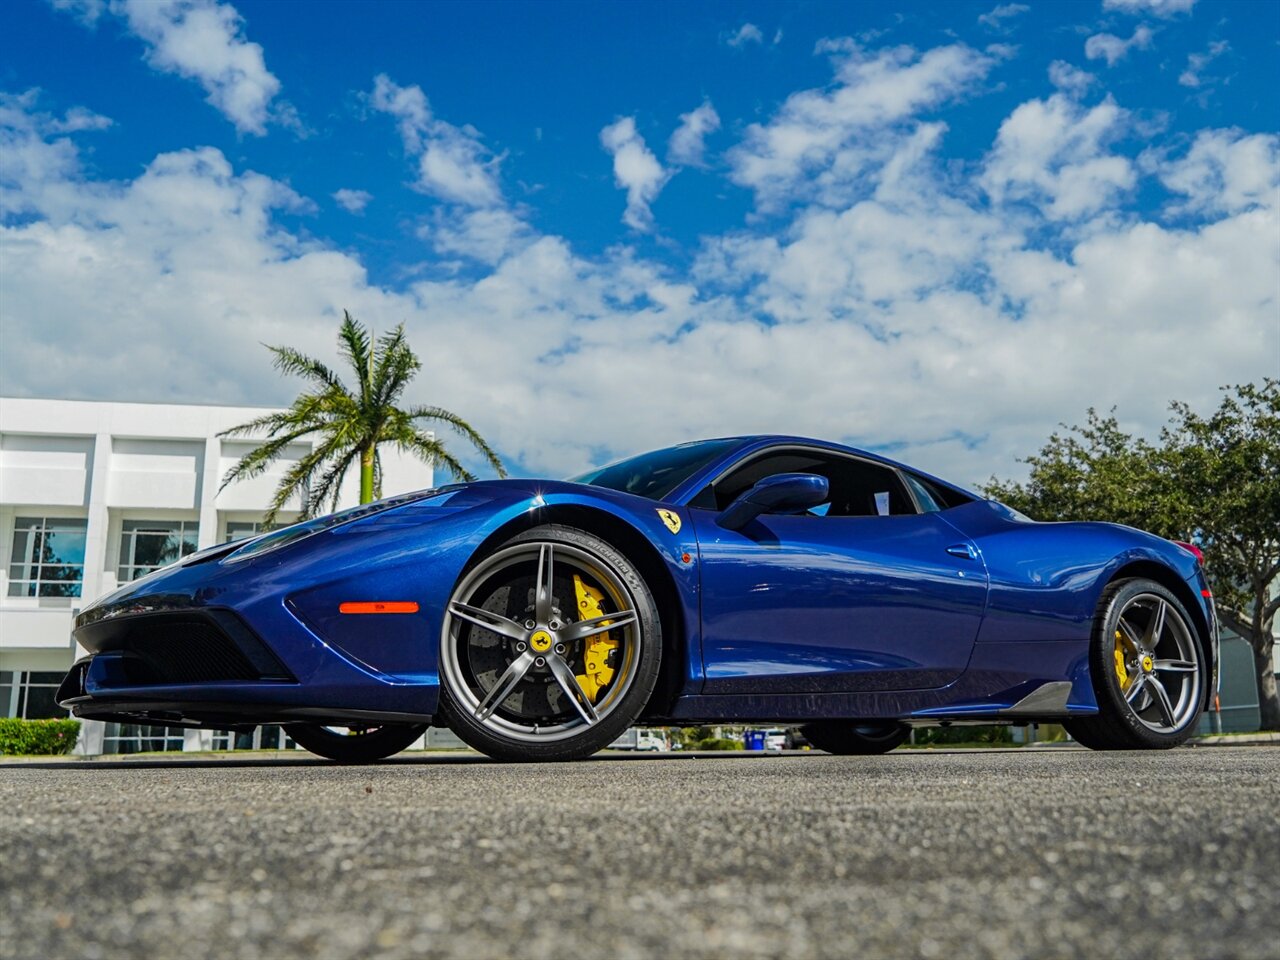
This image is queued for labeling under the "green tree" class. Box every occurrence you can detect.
[220,310,505,524]
[983,380,1280,731]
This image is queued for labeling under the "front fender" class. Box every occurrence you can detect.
[286,482,700,684]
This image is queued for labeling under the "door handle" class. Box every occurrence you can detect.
[946,544,978,561]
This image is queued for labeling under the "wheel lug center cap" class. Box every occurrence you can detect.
[1141,655,1154,673]
[529,630,553,653]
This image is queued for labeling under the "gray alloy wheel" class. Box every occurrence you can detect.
[1065,578,1206,750]
[438,525,661,762]
[288,722,429,763]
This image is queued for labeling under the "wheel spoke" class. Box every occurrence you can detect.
[535,543,555,624]
[1117,618,1144,651]
[1124,673,1147,705]
[547,654,599,724]
[1142,599,1167,653]
[449,602,527,641]
[1154,659,1196,673]
[1147,675,1177,727]
[559,609,637,643]
[475,651,536,721]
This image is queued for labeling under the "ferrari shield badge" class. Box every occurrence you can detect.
[657,509,682,534]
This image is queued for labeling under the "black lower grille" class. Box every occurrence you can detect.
[74,609,293,685]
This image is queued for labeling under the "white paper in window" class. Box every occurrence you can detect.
[874,491,890,516]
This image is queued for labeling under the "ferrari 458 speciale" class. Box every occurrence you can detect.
[59,436,1216,761]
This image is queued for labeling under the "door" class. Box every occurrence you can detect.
[688,448,989,694]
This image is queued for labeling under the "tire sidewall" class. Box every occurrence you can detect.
[802,720,910,755]
[439,524,662,762]
[289,723,429,763]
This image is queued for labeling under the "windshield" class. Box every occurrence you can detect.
[569,439,740,502]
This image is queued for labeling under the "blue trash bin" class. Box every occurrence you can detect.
[745,730,766,751]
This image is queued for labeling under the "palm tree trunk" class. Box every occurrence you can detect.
[360,446,375,504]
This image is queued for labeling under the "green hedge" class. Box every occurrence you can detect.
[0,718,81,756]
[912,724,1013,746]
[694,737,744,751]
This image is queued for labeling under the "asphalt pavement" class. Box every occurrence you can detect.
[2,746,1277,960]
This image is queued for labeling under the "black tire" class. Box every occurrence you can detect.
[439,524,662,762]
[288,723,429,762]
[1065,578,1207,751]
[801,720,910,755]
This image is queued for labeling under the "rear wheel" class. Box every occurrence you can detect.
[1065,578,1206,750]
[439,525,661,762]
[801,720,910,755]
[288,723,428,763]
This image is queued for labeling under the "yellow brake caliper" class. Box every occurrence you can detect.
[573,574,617,703]
[1113,628,1131,691]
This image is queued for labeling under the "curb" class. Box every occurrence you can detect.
[1188,732,1280,747]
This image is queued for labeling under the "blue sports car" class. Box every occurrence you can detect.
[58,436,1217,761]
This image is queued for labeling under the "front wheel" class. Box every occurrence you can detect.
[1065,578,1206,750]
[438,525,662,762]
[801,720,910,755]
[288,723,428,762]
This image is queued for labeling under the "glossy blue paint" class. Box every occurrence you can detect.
[691,509,988,694]
[59,434,1214,731]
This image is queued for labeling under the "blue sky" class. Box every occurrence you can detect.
[1,0,1277,486]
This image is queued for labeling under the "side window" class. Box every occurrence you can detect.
[903,473,943,512]
[691,450,917,517]
[903,471,974,512]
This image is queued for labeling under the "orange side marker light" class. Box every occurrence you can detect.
[339,601,420,615]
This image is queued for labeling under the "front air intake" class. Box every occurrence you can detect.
[73,609,294,685]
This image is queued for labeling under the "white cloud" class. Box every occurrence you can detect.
[600,117,669,231]
[667,101,721,168]
[1048,61,1095,95]
[1,42,1275,491]
[0,91,109,216]
[1103,0,1196,17]
[728,40,999,210]
[726,23,764,48]
[421,207,534,265]
[1085,25,1154,67]
[103,0,285,135]
[370,74,504,208]
[332,188,372,214]
[1179,40,1228,88]
[978,4,1030,29]
[982,93,1135,220]
[1154,129,1280,216]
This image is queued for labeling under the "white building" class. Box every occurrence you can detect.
[0,397,436,753]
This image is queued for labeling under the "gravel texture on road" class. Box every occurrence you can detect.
[2,747,1277,960]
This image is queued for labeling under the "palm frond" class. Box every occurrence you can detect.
[267,345,345,392]
[217,423,319,492]
[398,430,476,482]
[217,411,303,440]
[336,310,373,405]
[305,442,362,516]
[403,404,507,477]
[266,432,356,523]
[371,324,422,409]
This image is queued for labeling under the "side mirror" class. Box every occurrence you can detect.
[716,473,830,530]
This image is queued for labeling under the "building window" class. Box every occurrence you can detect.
[224,521,265,543]
[7,517,87,597]
[101,723,185,755]
[210,725,296,750]
[1,671,68,719]
[117,519,199,582]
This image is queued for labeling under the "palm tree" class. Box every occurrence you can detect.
[219,310,505,525]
